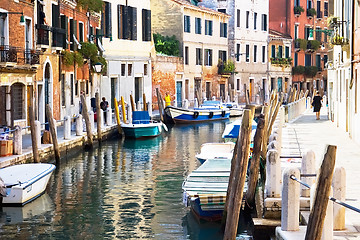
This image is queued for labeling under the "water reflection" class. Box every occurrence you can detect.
[0,120,253,239]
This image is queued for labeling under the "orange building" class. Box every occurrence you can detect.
[270,0,329,95]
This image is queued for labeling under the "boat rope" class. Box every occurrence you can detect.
[290,175,360,214]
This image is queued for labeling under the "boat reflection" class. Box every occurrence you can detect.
[0,193,53,224]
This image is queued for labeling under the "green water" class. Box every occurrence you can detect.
[0,121,253,239]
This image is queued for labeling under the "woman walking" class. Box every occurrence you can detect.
[312,91,322,120]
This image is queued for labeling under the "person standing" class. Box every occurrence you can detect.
[311,91,322,120]
[100,97,109,124]
[165,93,171,107]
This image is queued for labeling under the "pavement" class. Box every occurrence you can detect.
[279,106,360,239]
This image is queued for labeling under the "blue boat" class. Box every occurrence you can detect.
[121,111,165,139]
[165,106,230,124]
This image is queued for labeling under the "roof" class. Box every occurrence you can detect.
[170,0,230,18]
[269,29,292,39]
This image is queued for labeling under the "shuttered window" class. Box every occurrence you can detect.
[205,20,212,35]
[195,17,201,34]
[220,22,227,38]
[185,46,189,65]
[69,19,77,51]
[204,49,212,66]
[60,15,68,49]
[236,44,240,62]
[271,45,276,58]
[196,48,202,65]
[184,15,190,32]
[52,4,60,28]
[237,9,240,27]
[79,22,84,42]
[118,5,137,40]
[104,2,112,38]
[12,83,25,120]
[261,14,267,31]
[142,9,151,41]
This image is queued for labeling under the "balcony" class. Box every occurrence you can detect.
[52,27,66,49]
[36,24,51,47]
[270,57,292,67]
[0,46,17,63]
[24,49,40,65]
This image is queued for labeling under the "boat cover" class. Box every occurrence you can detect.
[222,119,257,138]
[132,111,150,124]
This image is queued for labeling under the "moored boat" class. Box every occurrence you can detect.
[0,163,56,205]
[121,111,165,138]
[165,106,230,124]
[195,142,235,163]
[182,158,236,221]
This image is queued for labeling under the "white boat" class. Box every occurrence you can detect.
[0,163,56,205]
[195,142,235,163]
[223,102,244,117]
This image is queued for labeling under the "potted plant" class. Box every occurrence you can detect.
[294,6,304,15]
[307,8,316,17]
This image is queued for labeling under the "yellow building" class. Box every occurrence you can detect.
[151,0,230,105]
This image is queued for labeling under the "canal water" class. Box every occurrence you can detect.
[0,120,253,239]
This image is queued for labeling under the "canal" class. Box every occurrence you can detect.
[0,120,253,239]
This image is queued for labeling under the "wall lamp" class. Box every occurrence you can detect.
[0,12,25,26]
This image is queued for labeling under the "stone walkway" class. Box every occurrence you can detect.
[281,106,360,238]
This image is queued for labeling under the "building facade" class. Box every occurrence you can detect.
[0,0,38,128]
[100,0,152,110]
[270,0,329,96]
[151,0,230,105]
[268,29,293,94]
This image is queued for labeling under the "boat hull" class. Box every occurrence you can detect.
[190,197,224,222]
[121,123,162,138]
[165,106,230,123]
[0,163,56,205]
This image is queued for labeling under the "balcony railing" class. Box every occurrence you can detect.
[52,27,66,48]
[0,46,17,63]
[24,49,40,65]
[36,24,51,46]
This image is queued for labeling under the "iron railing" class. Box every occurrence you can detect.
[0,45,41,65]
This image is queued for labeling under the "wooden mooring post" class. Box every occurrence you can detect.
[81,94,93,148]
[223,109,254,240]
[45,104,60,163]
[246,113,265,208]
[95,92,102,142]
[114,97,123,134]
[305,145,337,240]
[156,88,165,122]
[130,94,136,112]
[29,104,39,163]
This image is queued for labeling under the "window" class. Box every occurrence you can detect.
[185,46,189,65]
[305,54,311,66]
[117,5,137,40]
[295,25,299,39]
[278,45,283,58]
[11,83,25,120]
[323,54,328,68]
[86,80,89,95]
[316,54,321,70]
[184,15,190,33]
[142,9,151,41]
[237,79,240,90]
[236,44,240,62]
[195,17,201,34]
[254,45,257,62]
[219,50,227,62]
[104,1,112,38]
[75,79,78,96]
[79,22,84,42]
[317,1,322,18]
[204,49,212,66]
[196,48,202,65]
[246,11,249,28]
[254,12,257,30]
[262,46,266,63]
[294,52,298,66]
[128,64,132,76]
[69,18,77,51]
[324,2,328,17]
[121,64,126,76]
[285,46,290,58]
[316,27,322,41]
[144,64,148,75]
[246,44,250,62]
[261,14,267,31]
[220,22,227,37]
[307,0,312,9]
[237,9,240,27]
[218,9,226,13]
[70,74,74,105]
[61,74,65,107]
[271,45,276,58]
[305,26,311,39]
[205,20,213,35]
[294,0,300,7]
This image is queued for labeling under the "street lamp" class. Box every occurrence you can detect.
[93,62,103,73]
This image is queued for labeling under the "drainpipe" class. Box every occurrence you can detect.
[350,0,354,89]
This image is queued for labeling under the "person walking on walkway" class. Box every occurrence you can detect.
[311,91,322,120]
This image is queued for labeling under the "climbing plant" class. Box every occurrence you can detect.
[153,33,180,56]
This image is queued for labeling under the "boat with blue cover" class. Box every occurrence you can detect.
[121,111,165,138]
[165,105,230,124]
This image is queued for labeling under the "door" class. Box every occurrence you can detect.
[206,82,211,100]
[176,81,182,107]
[27,85,32,125]
[249,79,254,102]
[111,77,116,109]
[185,79,189,100]
[220,84,225,101]
[277,77,282,92]
[135,77,143,106]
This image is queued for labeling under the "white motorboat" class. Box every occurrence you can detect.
[0,163,56,205]
[195,142,235,163]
